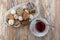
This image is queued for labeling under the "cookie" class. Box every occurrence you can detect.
[16,8,23,16]
[14,20,21,28]
[7,14,14,19]
[22,10,29,20]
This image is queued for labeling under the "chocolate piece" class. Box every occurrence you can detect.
[13,20,21,28]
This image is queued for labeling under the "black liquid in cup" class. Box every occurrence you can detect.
[35,20,46,32]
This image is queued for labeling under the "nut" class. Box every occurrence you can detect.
[14,14,18,19]
[18,16,23,21]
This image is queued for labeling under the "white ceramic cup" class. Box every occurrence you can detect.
[30,18,49,37]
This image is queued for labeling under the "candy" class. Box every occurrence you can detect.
[16,8,23,16]
[14,14,18,19]
[23,10,29,20]
[18,16,23,21]
[10,9,16,14]
[14,20,21,28]
[29,14,34,20]
[8,19,14,25]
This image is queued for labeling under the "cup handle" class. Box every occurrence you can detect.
[46,24,55,31]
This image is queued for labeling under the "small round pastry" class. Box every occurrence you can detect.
[14,14,18,19]
[14,20,21,28]
[7,14,14,19]
[16,8,23,16]
[23,10,29,20]
[8,19,14,25]
[29,14,34,20]
[18,16,23,21]
[10,9,16,14]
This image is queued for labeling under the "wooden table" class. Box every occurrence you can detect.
[0,0,59,40]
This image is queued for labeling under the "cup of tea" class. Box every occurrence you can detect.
[30,18,49,37]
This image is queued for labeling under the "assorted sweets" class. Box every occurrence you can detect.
[6,2,36,28]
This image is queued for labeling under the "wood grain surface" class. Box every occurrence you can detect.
[0,0,59,40]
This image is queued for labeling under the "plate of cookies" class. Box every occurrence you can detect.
[3,2,40,28]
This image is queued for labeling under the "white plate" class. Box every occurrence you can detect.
[30,18,49,37]
[3,2,40,26]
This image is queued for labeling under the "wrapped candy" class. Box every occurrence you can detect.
[16,8,23,16]
[23,10,29,20]
[8,19,14,25]
[10,9,16,14]
[18,16,23,21]
[29,14,34,20]
[14,14,18,19]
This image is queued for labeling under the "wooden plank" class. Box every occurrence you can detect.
[0,0,58,40]
[11,0,29,40]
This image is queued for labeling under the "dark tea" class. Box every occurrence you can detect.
[35,20,46,32]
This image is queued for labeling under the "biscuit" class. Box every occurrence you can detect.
[23,10,29,20]
[7,14,14,19]
[16,8,23,16]
[14,20,21,28]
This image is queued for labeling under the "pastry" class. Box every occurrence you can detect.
[16,8,23,16]
[7,14,14,19]
[14,14,18,19]
[14,20,21,28]
[22,10,29,20]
